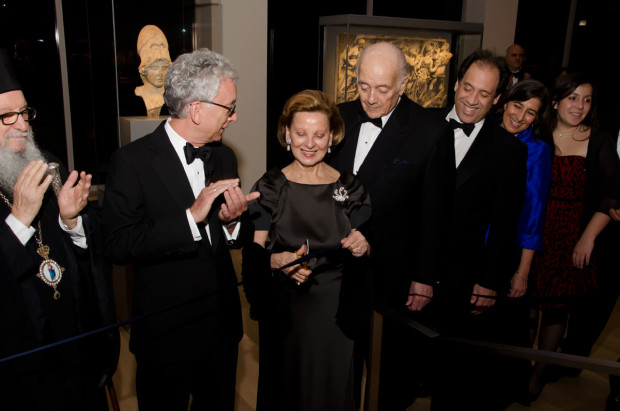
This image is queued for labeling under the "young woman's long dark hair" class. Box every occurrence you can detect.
[550,71,599,137]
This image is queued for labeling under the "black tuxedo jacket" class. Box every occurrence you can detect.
[433,108,527,293]
[103,122,245,364]
[330,96,455,306]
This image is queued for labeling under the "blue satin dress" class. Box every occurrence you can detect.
[515,126,552,252]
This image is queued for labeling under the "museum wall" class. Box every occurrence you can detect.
[465,0,519,54]
[220,0,268,192]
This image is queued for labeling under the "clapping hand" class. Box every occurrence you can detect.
[58,170,92,229]
[10,160,52,227]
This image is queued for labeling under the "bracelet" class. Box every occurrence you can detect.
[515,270,528,281]
[224,218,239,228]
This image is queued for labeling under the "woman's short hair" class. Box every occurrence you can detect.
[496,79,551,138]
[164,48,238,118]
[551,71,598,134]
[277,89,345,147]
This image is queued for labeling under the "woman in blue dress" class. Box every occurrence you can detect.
[498,79,553,300]
[492,79,553,405]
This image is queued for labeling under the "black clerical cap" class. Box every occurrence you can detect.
[0,49,22,94]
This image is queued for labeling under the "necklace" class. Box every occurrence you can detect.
[0,191,64,300]
[555,125,590,142]
[557,129,578,137]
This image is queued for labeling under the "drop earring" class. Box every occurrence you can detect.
[327,141,332,154]
[286,139,291,151]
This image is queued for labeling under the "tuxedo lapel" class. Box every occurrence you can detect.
[205,147,222,185]
[455,121,494,188]
[149,130,216,252]
[204,146,227,250]
[357,99,411,187]
[150,133,196,211]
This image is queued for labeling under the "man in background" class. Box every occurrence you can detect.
[505,43,531,88]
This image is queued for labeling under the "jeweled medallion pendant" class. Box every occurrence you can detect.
[38,259,64,300]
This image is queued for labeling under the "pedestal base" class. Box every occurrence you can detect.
[119,116,166,146]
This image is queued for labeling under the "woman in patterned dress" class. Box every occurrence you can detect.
[528,72,620,400]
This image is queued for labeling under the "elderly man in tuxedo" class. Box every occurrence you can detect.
[103,48,258,411]
[329,41,455,410]
[0,48,118,411]
[431,48,527,410]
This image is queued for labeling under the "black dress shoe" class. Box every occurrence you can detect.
[606,393,620,411]
[411,380,431,398]
[515,389,541,407]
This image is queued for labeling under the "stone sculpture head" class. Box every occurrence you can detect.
[135,25,171,117]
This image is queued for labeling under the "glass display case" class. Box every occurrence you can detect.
[319,14,483,107]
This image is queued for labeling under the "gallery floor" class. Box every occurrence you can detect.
[108,253,620,411]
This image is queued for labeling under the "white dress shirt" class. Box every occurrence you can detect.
[353,101,398,174]
[446,106,485,168]
[165,119,240,243]
[5,213,87,248]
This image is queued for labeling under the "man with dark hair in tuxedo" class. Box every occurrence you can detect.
[431,48,527,410]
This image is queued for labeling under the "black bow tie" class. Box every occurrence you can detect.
[449,118,475,137]
[359,109,383,129]
[184,142,212,165]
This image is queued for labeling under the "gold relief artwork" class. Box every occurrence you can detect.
[336,34,453,108]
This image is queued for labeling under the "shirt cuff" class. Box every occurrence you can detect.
[5,213,36,246]
[186,209,203,241]
[58,215,88,249]
[223,221,241,241]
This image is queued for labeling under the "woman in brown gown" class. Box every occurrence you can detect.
[242,90,371,411]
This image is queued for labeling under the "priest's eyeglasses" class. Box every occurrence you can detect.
[0,107,37,126]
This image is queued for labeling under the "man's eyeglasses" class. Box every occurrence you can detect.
[199,100,236,117]
[0,107,36,126]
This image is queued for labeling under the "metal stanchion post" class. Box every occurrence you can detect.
[365,310,383,411]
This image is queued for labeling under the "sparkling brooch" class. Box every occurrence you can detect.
[333,187,349,202]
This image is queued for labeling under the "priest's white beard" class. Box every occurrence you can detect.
[0,128,44,195]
